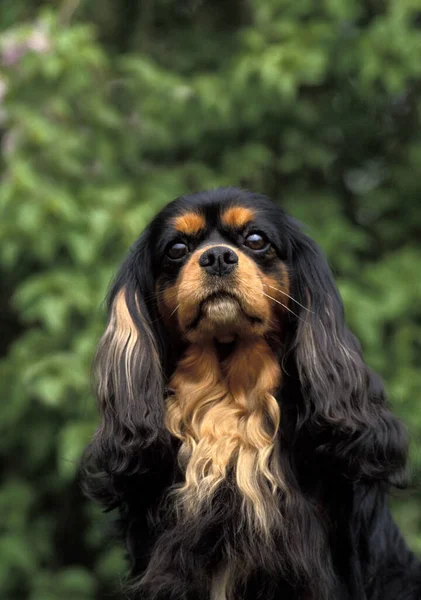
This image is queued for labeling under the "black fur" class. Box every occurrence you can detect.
[81,187,420,599]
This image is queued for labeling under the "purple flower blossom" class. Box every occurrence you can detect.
[1,38,27,66]
[1,25,51,67]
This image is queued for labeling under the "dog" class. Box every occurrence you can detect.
[82,187,421,600]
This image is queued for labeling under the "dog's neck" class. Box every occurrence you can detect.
[166,336,286,535]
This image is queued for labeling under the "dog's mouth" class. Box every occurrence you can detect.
[186,292,263,335]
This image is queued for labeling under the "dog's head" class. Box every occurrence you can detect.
[88,187,408,495]
[155,189,292,344]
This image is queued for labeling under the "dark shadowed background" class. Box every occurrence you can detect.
[1,0,421,598]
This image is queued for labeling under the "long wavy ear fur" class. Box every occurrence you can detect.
[82,232,168,505]
[289,223,408,486]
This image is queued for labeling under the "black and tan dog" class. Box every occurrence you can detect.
[82,187,421,600]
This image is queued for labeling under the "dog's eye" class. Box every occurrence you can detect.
[167,242,189,259]
[244,233,268,251]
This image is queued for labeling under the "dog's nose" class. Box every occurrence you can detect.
[199,246,238,276]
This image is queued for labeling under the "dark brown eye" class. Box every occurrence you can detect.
[167,242,189,259]
[244,232,268,251]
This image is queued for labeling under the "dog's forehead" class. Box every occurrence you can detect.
[170,202,256,237]
[151,188,287,252]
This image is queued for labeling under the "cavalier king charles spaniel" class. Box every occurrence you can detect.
[82,187,421,600]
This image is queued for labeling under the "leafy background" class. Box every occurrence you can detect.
[1,0,421,598]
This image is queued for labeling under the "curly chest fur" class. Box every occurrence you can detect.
[166,338,286,533]
[165,338,287,599]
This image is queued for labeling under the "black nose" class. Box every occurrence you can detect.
[199,245,238,276]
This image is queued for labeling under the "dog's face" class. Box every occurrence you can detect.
[152,191,291,344]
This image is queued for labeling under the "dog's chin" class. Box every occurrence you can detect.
[201,296,242,342]
[184,295,264,343]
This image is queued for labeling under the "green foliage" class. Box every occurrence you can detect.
[1,0,421,596]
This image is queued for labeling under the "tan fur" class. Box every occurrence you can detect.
[210,565,230,600]
[158,242,290,340]
[173,212,206,236]
[158,244,286,342]
[166,338,286,537]
[96,288,158,403]
[221,206,255,229]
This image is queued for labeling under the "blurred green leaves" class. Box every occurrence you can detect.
[1,0,421,597]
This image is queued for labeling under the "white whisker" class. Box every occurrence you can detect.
[262,292,307,323]
[263,284,314,313]
[169,304,180,318]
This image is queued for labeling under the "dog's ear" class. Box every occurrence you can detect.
[84,231,169,495]
[288,224,408,485]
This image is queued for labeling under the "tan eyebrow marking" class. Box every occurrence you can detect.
[173,212,206,236]
[221,206,255,229]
